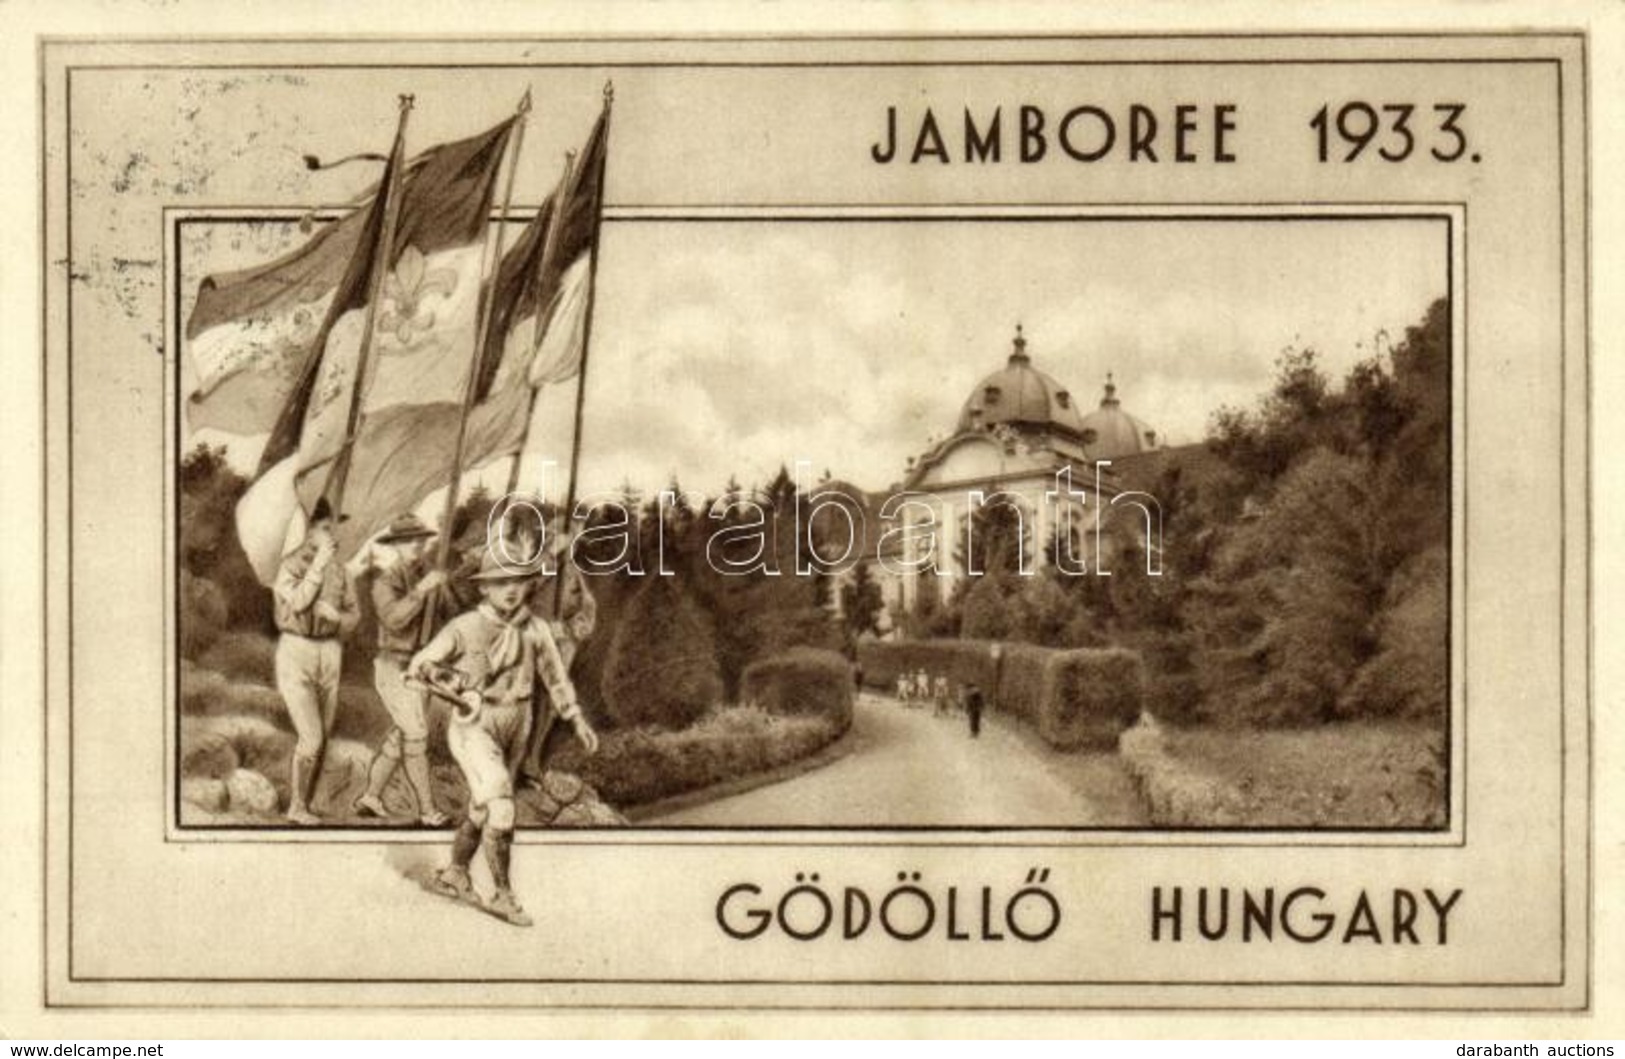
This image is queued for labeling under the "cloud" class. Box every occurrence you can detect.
[574,218,1446,495]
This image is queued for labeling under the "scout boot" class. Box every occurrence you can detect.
[286,754,322,825]
[426,865,476,904]
[485,889,533,928]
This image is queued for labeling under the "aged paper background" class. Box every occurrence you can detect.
[2,0,1622,1038]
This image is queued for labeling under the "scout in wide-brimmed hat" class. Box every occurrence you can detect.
[411,541,599,927]
[351,510,451,827]
[374,512,436,545]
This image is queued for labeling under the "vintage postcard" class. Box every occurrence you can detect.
[13,19,1604,1029]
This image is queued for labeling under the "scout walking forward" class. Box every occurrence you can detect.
[352,513,451,825]
[410,547,599,926]
[272,499,360,824]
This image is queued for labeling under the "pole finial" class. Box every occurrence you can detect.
[519,86,533,115]
[603,79,615,105]
[398,93,415,112]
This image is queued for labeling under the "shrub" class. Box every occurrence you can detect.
[551,704,844,807]
[1119,716,1249,826]
[960,574,1015,640]
[1340,546,1448,722]
[1007,575,1080,647]
[741,647,855,731]
[197,630,277,684]
[180,714,295,787]
[1039,647,1144,751]
[601,577,724,729]
[178,443,275,632]
[179,570,229,659]
[1131,630,1203,725]
[179,664,286,725]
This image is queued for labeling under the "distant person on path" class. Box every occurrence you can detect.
[933,674,951,718]
[964,681,985,739]
[895,674,911,704]
[915,668,931,707]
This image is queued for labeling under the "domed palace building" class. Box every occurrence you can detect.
[876,325,1166,619]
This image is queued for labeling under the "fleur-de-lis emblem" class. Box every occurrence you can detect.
[379,245,458,346]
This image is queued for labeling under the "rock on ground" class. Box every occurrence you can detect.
[224,768,279,815]
[517,770,626,827]
[181,776,228,814]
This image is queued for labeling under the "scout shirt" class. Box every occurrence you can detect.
[274,538,359,639]
[411,604,582,721]
[371,556,434,656]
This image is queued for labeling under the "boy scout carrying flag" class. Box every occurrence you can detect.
[272,498,360,825]
[409,545,599,927]
[352,512,451,825]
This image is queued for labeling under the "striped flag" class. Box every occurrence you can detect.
[221,112,519,584]
[322,104,610,562]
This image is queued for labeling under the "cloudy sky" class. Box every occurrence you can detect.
[188,215,1447,506]
[532,215,1448,500]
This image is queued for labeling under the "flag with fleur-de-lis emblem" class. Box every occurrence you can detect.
[214,112,517,584]
[324,102,610,566]
[186,116,514,438]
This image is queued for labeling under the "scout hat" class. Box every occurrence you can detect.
[467,545,540,583]
[376,512,436,545]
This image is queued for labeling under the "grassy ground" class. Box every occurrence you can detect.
[1155,719,1447,828]
[992,709,1151,825]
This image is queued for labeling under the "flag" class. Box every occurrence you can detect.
[230,112,519,584]
[325,256,591,562]
[476,103,608,399]
[186,116,517,435]
[325,105,609,561]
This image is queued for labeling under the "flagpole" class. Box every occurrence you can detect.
[503,149,577,498]
[421,89,531,639]
[323,93,414,514]
[553,83,614,607]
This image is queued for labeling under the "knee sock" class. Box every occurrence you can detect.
[288,753,317,812]
[401,738,437,816]
[450,818,482,870]
[303,744,327,809]
[363,734,402,799]
[483,827,514,892]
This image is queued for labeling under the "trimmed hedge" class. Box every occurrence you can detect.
[552,704,844,808]
[859,639,1144,751]
[742,647,855,731]
[856,639,1001,694]
[993,643,1055,725]
[1040,647,1145,751]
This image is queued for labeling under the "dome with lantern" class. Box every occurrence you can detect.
[955,325,1089,440]
[1078,373,1160,458]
